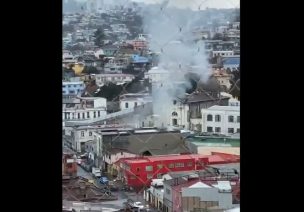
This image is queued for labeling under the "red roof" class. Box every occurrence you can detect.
[211,152,240,162]
[115,153,239,166]
[121,154,209,164]
[208,155,227,164]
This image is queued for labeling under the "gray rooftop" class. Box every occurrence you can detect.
[103,131,190,156]
[205,105,240,111]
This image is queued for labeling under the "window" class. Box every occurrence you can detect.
[168,163,174,168]
[207,127,213,132]
[172,119,178,126]
[215,127,221,133]
[237,116,240,123]
[87,112,90,118]
[98,111,100,117]
[207,114,213,121]
[172,112,178,116]
[157,164,163,169]
[74,85,77,87]
[228,128,234,134]
[146,165,153,171]
[215,115,221,122]
[136,167,140,172]
[142,121,144,127]
[121,152,123,155]
[187,162,193,167]
[134,102,137,107]
[166,188,171,195]
[82,113,85,119]
[173,100,177,105]
[228,115,234,122]
[237,128,240,133]
[69,90,75,94]
[77,113,80,119]
[125,102,128,108]
[147,173,153,179]
[81,131,84,137]
[89,132,92,136]
[175,163,184,168]
[93,111,96,118]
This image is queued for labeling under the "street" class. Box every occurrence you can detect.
[63,136,159,211]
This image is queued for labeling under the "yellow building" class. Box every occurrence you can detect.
[72,63,85,76]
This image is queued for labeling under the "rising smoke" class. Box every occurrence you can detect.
[140,0,212,128]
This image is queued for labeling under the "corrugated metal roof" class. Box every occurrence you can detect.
[188,182,211,188]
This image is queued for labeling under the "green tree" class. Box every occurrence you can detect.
[94,83,123,101]
[125,77,147,93]
[94,28,106,47]
[82,66,99,74]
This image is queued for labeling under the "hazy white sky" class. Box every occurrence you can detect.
[76,0,240,9]
[132,0,239,9]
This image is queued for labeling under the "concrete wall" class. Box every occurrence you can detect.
[72,129,96,152]
[93,98,107,108]
[120,99,148,110]
[182,187,233,210]
[62,109,107,121]
[201,108,240,135]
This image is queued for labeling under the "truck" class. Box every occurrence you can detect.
[92,167,102,178]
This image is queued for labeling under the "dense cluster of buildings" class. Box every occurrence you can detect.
[63,2,240,211]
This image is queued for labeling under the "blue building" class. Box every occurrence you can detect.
[62,81,85,95]
[130,54,149,64]
[222,56,240,69]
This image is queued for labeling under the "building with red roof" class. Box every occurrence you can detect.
[115,153,239,188]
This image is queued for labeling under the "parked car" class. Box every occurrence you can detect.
[133,202,144,209]
[99,176,109,185]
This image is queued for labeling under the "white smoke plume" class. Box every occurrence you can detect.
[140,0,213,128]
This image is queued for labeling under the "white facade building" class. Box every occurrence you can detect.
[212,50,234,57]
[169,100,189,129]
[181,181,234,210]
[201,105,240,136]
[144,179,165,211]
[62,97,107,121]
[95,74,135,87]
[221,92,240,106]
[145,66,170,84]
[71,126,97,152]
[119,93,152,110]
